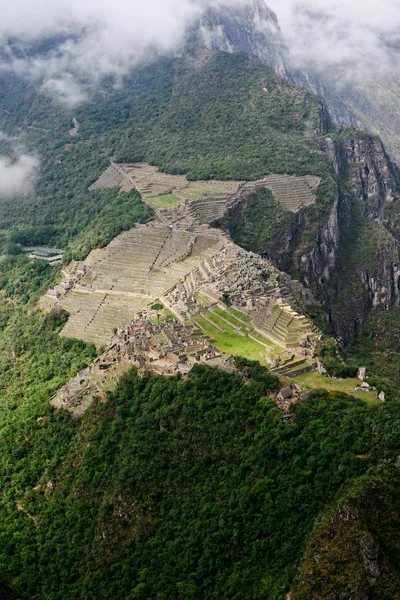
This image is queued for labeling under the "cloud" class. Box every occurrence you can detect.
[267,0,400,78]
[0,154,40,198]
[0,0,399,104]
[0,0,249,106]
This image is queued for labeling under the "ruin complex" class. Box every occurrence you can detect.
[44,161,324,413]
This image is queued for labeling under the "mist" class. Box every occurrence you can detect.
[0,0,399,105]
[0,154,39,198]
[0,0,248,105]
[268,0,400,78]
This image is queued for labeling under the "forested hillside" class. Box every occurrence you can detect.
[0,365,399,599]
[0,46,400,600]
[0,52,329,250]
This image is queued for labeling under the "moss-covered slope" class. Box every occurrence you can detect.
[292,469,400,600]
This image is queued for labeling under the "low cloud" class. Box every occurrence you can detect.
[0,0,399,104]
[0,154,40,198]
[268,0,400,79]
[0,0,248,106]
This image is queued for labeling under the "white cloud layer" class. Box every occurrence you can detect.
[268,0,400,77]
[0,154,40,198]
[0,0,249,105]
[0,0,399,103]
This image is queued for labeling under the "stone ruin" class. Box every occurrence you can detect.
[50,314,227,414]
[162,241,321,354]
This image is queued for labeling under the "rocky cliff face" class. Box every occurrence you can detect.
[222,131,400,342]
[187,0,288,77]
[291,134,400,341]
[184,2,400,341]
[292,67,400,164]
[188,2,400,163]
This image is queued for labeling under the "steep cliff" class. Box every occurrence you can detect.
[301,133,400,341]
[188,2,400,163]
[222,130,400,342]
[291,66,400,164]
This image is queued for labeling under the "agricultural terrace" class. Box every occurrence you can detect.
[55,224,225,345]
[90,162,242,215]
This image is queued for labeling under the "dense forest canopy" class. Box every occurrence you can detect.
[0,53,331,254]
[0,365,399,599]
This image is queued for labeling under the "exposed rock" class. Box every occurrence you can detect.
[316,359,326,376]
[357,367,366,381]
[291,470,400,600]
[187,0,288,77]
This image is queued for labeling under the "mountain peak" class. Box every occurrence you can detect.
[187,0,288,76]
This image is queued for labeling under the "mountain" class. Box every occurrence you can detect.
[190,1,400,163]
[1,35,400,367]
[290,50,400,164]
[292,467,400,600]
[0,6,400,600]
[0,365,399,599]
[186,0,288,77]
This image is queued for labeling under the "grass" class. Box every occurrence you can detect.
[185,189,216,201]
[251,332,284,353]
[195,292,215,307]
[230,307,252,324]
[294,371,381,404]
[193,311,283,365]
[149,194,181,209]
[151,303,176,324]
[213,307,251,331]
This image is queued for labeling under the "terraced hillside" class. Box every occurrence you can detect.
[253,298,317,349]
[228,174,321,214]
[187,195,229,224]
[90,162,242,220]
[263,174,320,212]
[53,224,226,345]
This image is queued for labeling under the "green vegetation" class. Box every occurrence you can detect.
[137,53,328,181]
[212,306,251,329]
[0,49,399,599]
[194,310,282,363]
[230,306,252,323]
[65,188,153,261]
[185,189,216,201]
[294,371,379,404]
[0,51,333,261]
[149,193,181,209]
[292,468,400,599]
[223,187,294,256]
[317,338,358,379]
[344,307,400,398]
[0,367,399,598]
[0,579,24,600]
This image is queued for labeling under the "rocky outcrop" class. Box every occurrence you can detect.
[182,2,400,342]
[187,0,288,77]
[186,2,400,163]
[344,135,399,222]
[290,69,365,131]
[221,130,400,342]
[295,133,400,340]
